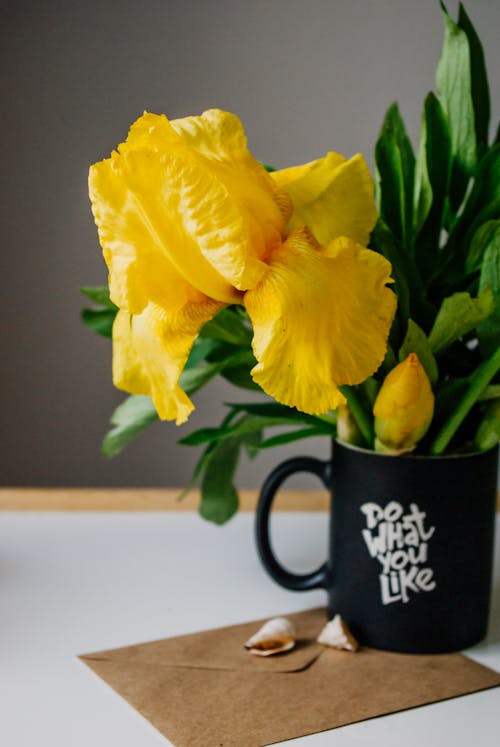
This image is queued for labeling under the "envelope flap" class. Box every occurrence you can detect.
[80,607,326,673]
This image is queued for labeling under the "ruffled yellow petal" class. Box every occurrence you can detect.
[118,111,178,154]
[244,229,396,415]
[271,152,377,246]
[119,110,289,288]
[113,299,223,424]
[89,149,253,305]
[89,156,203,315]
[172,109,292,276]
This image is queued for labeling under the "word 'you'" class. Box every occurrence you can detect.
[360,501,436,605]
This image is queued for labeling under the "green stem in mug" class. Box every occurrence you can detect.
[339,386,374,448]
[430,346,500,454]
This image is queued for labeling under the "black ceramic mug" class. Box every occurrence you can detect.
[256,440,498,653]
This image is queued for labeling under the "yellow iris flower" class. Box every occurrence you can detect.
[89,109,396,424]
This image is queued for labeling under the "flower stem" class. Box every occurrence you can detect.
[339,386,374,448]
[430,346,500,455]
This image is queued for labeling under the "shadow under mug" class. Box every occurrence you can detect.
[255,440,498,653]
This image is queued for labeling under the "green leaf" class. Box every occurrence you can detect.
[101,395,158,458]
[242,429,263,459]
[80,286,117,309]
[436,2,477,208]
[399,319,439,386]
[226,402,333,429]
[370,220,410,324]
[428,289,493,354]
[475,398,500,451]
[179,409,240,500]
[432,377,469,433]
[262,163,276,173]
[179,350,254,396]
[178,414,305,446]
[199,307,252,346]
[360,377,380,407]
[80,308,117,338]
[178,441,218,502]
[449,144,500,258]
[258,427,332,449]
[479,384,500,401]
[431,345,500,454]
[375,103,415,247]
[413,93,452,266]
[184,337,221,370]
[221,364,261,391]
[199,437,240,525]
[466,220,500,273]
[458,3,490,154]
[478,242,500,357]
[378,344,398,379]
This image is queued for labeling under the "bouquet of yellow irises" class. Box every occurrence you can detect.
[83,3,500,523]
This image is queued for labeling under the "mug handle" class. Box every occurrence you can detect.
[255,456,332,591]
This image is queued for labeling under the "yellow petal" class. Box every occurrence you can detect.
[244,229,396,415]
[121,110,289,287]
[118,111,178,154]
[172,109,291,273]
[271,152,377,246]
[89,149,248,305]
[113,299,223,424]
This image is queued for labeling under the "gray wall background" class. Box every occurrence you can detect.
[2,0,500,488]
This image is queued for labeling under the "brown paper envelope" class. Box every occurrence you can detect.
[80,608,500,747]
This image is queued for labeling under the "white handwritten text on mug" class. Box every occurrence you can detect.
[360,501,437,605]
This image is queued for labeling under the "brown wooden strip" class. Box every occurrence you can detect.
[0,487,330,512]
[0,488,497,512]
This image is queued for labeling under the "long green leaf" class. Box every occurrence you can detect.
[458,3,490,155]
[178,415,302,447]
[257,427,332,449]
[436,1,477,208]
[413,93,452,271]
[375,103,415,247]
[226,401,334,429]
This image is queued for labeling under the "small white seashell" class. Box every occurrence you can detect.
[317,614,359,652]
[244,617,296,656]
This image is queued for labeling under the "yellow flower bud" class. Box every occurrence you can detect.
[373,353,434,454]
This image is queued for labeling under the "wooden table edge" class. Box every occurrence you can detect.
[0,488,498,512]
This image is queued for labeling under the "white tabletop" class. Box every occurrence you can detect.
[1,511,499,747]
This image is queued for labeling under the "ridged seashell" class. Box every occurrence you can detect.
[244,617,296,656]
[317,615,359,652]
